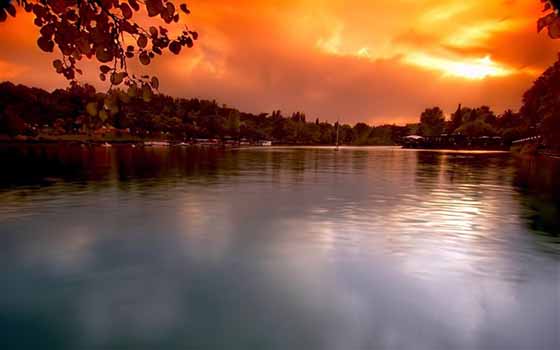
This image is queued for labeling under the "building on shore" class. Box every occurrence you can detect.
[402,134,506,150]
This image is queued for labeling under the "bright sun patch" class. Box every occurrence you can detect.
[403,53,513,80]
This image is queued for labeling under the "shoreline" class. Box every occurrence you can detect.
[3,138,560,158]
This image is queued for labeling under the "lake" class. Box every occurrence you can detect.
[0,145,558,350]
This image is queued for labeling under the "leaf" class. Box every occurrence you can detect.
[52,59,63,72]
[169,41,181,54]
[139,52,151,65]
[149,26,158,37]
[137,34,148,48]
[39,24,54,39]
[100,65,112,74]
[50,0,66,14]
[538,13,556,32]
[180,4,190,14]
[110,72,126,85]
[86,102,98,117]
[146,0,164,17]
[6,4,16,17]
[99,73,106,81]
[0,9,6,23]
[120,3,133,19]
[548,18,560,38]
[151,76,159,90]
[166,3,175,17]
[37,36,54,52]
[128,0,140,11]
[95,47,113,63]
[63,69,75,80]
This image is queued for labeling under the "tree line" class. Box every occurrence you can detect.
[0,81,408,145]
[1,55,559,147]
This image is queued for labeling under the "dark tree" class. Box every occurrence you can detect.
[418,107,445,137]
[520,55,560,148]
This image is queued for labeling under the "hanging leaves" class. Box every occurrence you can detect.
[538,0,560,39]
[0,0,198,89]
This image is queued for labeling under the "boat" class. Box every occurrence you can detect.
[335,118,340,151]
[144,141,170,147]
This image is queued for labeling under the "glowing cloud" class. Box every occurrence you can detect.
[403,54,514,80]
[0,0,555,124]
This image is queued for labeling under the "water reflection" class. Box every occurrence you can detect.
[0,145,558,350]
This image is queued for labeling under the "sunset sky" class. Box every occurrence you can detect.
[0,0,558,124]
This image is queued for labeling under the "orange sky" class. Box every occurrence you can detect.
[0,0,558,124]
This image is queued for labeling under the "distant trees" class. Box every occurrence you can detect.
[414,102,534,144]
[418,107,445,137]
[0,81,408,145]
[453,106,497,137]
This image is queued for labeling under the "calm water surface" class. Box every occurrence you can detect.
[0,145,558,350]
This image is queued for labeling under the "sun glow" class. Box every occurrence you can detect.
[403,54,513,80]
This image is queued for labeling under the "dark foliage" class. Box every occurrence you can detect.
[0,81,408,145]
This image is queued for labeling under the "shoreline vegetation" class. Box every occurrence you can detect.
[1,50,560,156]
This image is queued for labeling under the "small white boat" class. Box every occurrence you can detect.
[144,141,170,147]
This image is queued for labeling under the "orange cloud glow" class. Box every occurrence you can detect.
[0,0,558,124]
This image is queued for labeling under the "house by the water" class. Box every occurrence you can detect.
[402,134,507,150]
